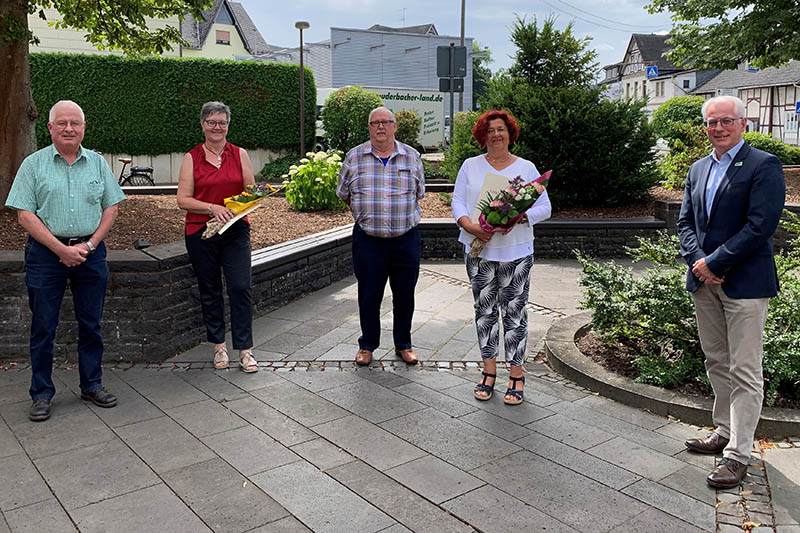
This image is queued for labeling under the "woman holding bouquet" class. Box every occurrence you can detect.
[177,101,258,372]
[452,109,551,405]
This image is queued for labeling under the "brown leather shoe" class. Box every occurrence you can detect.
[396,348,419,364]
[355,349,373,366]
[707,458,747,488]
[685,433,730,454]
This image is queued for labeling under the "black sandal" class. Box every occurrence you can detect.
[474,371,496,401]
[504,375,525,405]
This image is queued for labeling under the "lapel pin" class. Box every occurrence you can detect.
[734,162,743,167]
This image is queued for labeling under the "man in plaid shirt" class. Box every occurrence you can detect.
[337,106,425,366]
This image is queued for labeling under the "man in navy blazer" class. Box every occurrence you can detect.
[678,95,785,489]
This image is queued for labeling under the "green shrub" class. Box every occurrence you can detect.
[422,159,448,179]
[438,191,453,206]
[578,219,800,405]
[790,146,800,165]
[395,110,421,147]
[743,132,796,164]
[483,80,658,206]
[658,122,711,190]
[651,96,705,146]
[30,53,315,155]
[283,150,346,212]
[442,111,481,182]
[258,153,299,180]
[321,87,383,153]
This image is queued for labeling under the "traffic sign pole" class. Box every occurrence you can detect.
[449,43,455,145]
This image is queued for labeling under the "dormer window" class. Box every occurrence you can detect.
[216,30,230,45]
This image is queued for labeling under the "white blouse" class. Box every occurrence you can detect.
[451,155,551,262]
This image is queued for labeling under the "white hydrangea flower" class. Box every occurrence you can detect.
[289,165,298,171]
[306,152,315,157]
[314,151,327,161]
[300,158,309,163]
[288,169,298,176]
[282,180,289,185]
[314,177,324,183]
[281,174,288,178]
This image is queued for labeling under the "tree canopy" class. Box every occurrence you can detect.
[471,41,492,110]
[647,0,800,69]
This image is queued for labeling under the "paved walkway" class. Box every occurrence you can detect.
[0,259,797,532]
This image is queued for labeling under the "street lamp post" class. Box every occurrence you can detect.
[295,21,310,156]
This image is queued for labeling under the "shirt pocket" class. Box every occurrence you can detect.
[390,167,416,195]
[85,180,104,205]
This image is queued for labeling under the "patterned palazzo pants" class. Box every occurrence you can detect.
[465,254,533,366]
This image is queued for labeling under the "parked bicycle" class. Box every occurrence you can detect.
[117,158,155,186]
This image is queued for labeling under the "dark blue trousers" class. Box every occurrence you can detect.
[352,224,420,351]
[25,237,109,399]
[185,221,253,350]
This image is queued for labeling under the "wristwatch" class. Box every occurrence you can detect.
[86,240,96,253]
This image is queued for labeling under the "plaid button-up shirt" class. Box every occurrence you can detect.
[336,140,425,238]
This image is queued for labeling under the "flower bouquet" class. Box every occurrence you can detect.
[202,183,284,239]
[468,170,551,258]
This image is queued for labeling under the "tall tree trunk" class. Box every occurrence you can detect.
[0,0,39,209]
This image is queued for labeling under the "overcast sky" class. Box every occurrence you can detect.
[236,0,675,77]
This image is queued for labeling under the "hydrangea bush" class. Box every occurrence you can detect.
[283,150,345,212]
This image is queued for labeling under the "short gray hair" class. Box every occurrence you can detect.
[368,106,394,123]
[200,101,231,124]
[702,95,745,120]
[49,100,85,122]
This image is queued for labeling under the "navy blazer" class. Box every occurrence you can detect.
[677,142,785,298]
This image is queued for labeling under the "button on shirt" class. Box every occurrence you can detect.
[705,139,745,216]
[5,144,125,237]
[337,140,425,238]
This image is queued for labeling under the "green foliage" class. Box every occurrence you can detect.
[508,15,598,89]
[658,123,711,190]
[651,96,705,145]
[472,41,492,110]
[422,159,448,179]
[442,111,481,182]
[578,224,800,405]
[483,80,658,206]
[394,110,421,148]
[30,53,315,155]
[321,87,383,153]
[743,132,796,164]
[647,0,799,70]
[283,150,346,212]
[438,191,452,206]
[258,153,299,180]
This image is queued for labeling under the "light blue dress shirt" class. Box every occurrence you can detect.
[705,139,745,216]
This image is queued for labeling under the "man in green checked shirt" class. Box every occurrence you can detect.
[5,100,125,422]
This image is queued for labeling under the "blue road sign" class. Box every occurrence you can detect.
[796,101,800,114]
[646,66,659,78]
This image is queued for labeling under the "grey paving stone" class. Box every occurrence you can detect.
[0,380,31,407]
[471,450,648,531]
[266,332,318,355]
[0,454,52,512]
[327,460,472,533]
[248,516,312,532]
[764,448,800,526]
[313,415,426,471]
[443,383,554,425]
[251,460,395,533]
[0,513,7,533]
[0,400,114,460]
[202,425,299,476]
[574,394,667,430]
[3,499,75,533]
[177,369,250,402]
[609,507,707,532]
[253,348,293,361]
[284,344,332,361]
[288,317,342,338]
[443,484,579,532]
[251,316,303,344]
[216,367,285,391]
[80,377,163,428]
[587,436,688,481]
[0,418,22,459]
[307,325,362,349]
[393,382,477,417]
[162,458,288,533]
[290,438,355,471]
[659,464,717,505]
[621,478,716,531]
[166,398,248,437]
[317,343,371,361]
[380,408,520,470]
[527,413,616,450]
[429,338,475,361]
[655,421,709,442]
[278,369,364,393]
[69,483,210,533]
[515,431,641,490]
[267,299,335,321]
[525,376,588,402]
[398,368,471,390]
[34,438,159,510]
[458,409,532,442]
[355,369,413,389]
[410,319,465,350]
[673,448,717,470]
[225,397,316,446]
[318,379,427,424]
[384,454,484,504]
[117,371,207,408]
[115,415,216,474]
[251,380,350,427]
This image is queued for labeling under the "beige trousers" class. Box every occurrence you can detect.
[692,283,770,464]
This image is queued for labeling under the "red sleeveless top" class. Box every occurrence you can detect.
[185,142,247,235]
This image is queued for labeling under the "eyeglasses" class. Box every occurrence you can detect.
[204,120,229,128]
[487,127,508,134]
[53,120,84,129]
[369,120,395,127]
[703,117,740,128]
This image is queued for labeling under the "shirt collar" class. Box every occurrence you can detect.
[368,140,403,158]
[50,143,86,162]
[711,138,745,164]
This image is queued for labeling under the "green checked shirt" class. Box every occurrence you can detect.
[6,144,125,237]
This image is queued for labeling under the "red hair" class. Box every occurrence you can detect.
[472,109,520,147]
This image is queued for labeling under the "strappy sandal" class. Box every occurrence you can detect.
[239,350,259,373]
[474,371,496,401]
[213,344,229,370]
[504,375,525,405]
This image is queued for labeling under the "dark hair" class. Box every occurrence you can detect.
[472,109,520,147]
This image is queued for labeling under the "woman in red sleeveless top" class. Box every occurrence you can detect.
[177,102,258,372]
